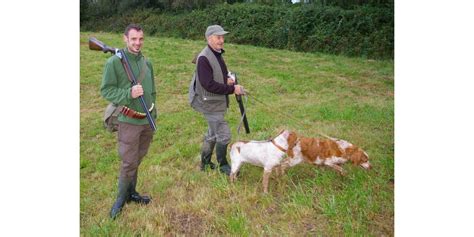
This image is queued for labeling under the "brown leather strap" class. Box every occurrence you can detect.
[271,140,287,153]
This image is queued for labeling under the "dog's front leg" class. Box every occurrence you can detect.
[230,173,237,182]
[280,162,289,175]
[230,158,243,183]
[273,164,282,176]
[327,164,346,176]
[279,158,290,175]
[262,169,272,193]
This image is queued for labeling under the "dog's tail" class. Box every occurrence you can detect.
[230,141,247,162]
[230,142,244,155]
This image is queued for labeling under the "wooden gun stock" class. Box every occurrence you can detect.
[88,37,117,54]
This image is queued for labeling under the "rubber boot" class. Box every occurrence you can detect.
[110,178,132,219]
[200,140,216,171]
[128,177,151,205]
[216,143,231,176]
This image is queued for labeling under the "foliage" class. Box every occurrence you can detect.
[81,0,226,20]
[81,3,393,59]
[302,0,394,9]
[81,0,393,23]
[80,32,394,236]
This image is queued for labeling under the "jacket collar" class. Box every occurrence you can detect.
[123,48,143,61]
[207,44,225,56]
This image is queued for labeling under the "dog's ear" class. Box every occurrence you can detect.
[286,132,298,157]
[346,147,368,165]
[299,138,309,151]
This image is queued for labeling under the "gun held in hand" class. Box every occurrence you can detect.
[230,72,250,134]
[89,37,157,131]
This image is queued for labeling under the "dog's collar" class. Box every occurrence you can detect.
[271,139,287,153]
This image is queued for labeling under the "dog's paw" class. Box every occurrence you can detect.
[230,173,237,182]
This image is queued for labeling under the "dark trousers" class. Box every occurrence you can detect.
[117,122,154,180]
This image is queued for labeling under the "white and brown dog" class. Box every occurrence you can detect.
[281,136,371,175]
[229,130,298,193]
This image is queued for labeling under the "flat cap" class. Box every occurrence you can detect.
[205,25,229,38]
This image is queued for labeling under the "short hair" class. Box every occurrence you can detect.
[124,24,143,36]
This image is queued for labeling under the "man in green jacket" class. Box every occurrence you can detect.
[100,24,157,219]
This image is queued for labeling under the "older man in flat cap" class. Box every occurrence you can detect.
[189,25,245,175]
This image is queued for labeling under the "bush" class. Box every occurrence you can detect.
[81,3,393,59]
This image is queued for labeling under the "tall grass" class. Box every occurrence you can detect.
[80,32,393,236]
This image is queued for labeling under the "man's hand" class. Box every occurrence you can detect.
[131,84,144,98]
[234,85,245,95]
[227,77,235,85]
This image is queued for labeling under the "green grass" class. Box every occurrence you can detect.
[80,32,394,236]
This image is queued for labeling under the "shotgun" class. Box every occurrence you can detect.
[230,72,250,134]
[89,37,157,131]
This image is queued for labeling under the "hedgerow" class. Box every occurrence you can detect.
[81,3,393,59]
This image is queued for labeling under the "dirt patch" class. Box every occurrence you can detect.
[165,208,205,236]
[369,212,394,236]
[301,215,331,236]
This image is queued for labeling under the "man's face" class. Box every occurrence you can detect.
[207,34,225,51]
[124,29,144,54]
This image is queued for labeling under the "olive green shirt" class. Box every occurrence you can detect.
[100,48,157,125]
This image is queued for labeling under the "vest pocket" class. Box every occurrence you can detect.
[202,98,226,112]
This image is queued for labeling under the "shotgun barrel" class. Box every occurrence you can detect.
[232,73,250,134]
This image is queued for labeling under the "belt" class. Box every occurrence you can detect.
[121,103,154,119]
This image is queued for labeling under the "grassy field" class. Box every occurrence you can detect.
[80,32,394,236]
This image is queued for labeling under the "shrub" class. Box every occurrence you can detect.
[81,3,393,59]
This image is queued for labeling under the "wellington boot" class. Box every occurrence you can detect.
[128,178,151,205]
[200,140,216,171]
[129,193,151,205]
[110,178,132,219]
[216,143,231,176]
